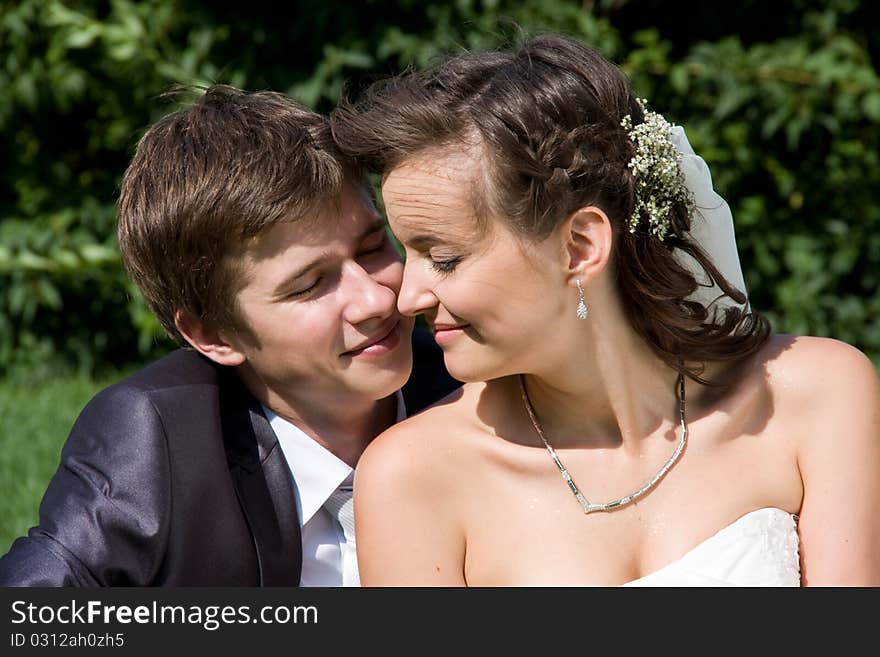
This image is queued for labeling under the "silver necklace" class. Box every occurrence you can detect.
[518,373,688,514]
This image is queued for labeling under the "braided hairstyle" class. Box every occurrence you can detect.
[330,33,770,383]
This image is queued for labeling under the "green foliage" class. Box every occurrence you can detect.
[617,3,880,359]
[0,371,114,548]
[1,0,878,374]
[0,0,231,375]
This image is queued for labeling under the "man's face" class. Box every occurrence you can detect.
[226,185,415,414]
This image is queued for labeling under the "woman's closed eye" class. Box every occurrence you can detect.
[428,255,461,274]
[426,248,462,274]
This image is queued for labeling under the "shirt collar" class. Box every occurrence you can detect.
[263,390,406,526]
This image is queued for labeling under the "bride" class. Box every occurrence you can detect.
[330,33,880,586]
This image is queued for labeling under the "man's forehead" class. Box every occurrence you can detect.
[241,195,384,267]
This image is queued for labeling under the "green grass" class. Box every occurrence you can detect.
[0,373,118,553]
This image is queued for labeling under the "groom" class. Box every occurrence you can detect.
[0,85,460,586]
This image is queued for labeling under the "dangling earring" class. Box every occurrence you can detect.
[576,279,588,320]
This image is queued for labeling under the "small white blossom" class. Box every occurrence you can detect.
[621,98,694,240]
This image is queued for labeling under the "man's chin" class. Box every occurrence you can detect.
[339,368,412,401]
[339,319,415,397]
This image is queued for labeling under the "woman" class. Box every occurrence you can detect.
[330,33,880,586]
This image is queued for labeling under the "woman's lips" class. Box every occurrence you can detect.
[432,324,469,346]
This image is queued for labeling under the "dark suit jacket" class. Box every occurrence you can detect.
[0,329,459,586]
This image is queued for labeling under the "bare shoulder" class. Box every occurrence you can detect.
[752,334,880,455]
[759,341,880,585]
[357,381,487,489]
[759,334,880,402]
[354,380,483,586]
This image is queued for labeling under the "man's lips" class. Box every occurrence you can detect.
[342,320,401,357]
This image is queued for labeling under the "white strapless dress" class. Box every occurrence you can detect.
[623,507,801,586]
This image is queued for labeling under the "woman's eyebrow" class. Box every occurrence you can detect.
[405,234,446,249]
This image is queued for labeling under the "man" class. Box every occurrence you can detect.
[0,85,460,586]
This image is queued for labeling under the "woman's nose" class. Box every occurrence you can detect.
[396,259,437,318]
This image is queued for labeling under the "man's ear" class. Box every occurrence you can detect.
[174,309,247,366]
[562,205,613,285]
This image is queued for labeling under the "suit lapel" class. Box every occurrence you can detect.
[220,371,302,586]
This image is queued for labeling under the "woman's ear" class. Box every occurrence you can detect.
[174,309,247,367]
[563,205,613,284]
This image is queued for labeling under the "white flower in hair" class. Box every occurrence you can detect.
[621,98,695,239]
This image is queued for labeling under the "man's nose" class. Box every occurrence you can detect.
[341,261,398,325]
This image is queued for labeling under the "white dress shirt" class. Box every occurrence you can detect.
[263,391,406,587]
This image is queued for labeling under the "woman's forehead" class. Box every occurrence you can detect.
[381,148,485,237]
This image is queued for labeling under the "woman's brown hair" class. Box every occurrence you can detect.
[330,33,770,383]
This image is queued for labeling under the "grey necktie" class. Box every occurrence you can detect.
[324,479,359,586]
[324,484,355,542]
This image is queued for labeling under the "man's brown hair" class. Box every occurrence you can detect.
[118,84,354,343]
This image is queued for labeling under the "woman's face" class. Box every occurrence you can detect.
[381,148,570,382]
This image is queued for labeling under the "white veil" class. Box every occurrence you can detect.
[670,125,750,315]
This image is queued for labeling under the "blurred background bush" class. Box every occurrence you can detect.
[2,0,878,379]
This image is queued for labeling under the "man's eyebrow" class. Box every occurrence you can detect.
[270,253,330,298]
[270,219,389,298]
[360,218,387,238]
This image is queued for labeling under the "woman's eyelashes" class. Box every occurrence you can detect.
[429,255,461,274]
[424,243,464,274]
[401,243,464,275]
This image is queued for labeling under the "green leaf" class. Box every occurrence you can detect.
[36,278,62,310]
[862,93,880,121]
[669,64,689,95]
[16,251,55,271]
[64,25,100,49]
[78,244,118,265]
